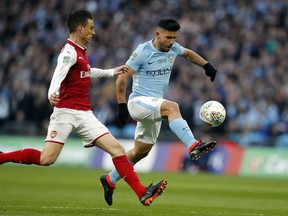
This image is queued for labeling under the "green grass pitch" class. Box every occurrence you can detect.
[1,165,288,216]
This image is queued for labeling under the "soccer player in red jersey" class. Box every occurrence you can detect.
[0,9,167,206]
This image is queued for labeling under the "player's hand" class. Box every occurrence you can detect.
[117,103,130,126]
[203,63,217,82]
[49,91,60,106]
[113,65,129,76]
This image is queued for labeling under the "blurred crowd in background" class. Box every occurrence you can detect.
[0,0,287,147]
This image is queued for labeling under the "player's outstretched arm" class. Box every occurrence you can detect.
[182,48,217,82]
[182,48,207,66]
[90,65,128,78]
[113,65,129,76]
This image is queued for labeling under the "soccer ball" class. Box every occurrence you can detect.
[199,100,226,127]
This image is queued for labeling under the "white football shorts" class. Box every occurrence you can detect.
[45,107,109,147]
[128,96,165,144]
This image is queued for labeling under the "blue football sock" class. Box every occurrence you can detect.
[109,161,135,184]
[169,117,196,148]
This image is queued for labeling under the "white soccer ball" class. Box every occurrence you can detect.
[199,100,226,127]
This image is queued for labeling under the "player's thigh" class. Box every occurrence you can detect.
[126,140,154,163]
[45,108,74,144]
[134,120,162,144]
[40,141,64,165]
[42,109,74,165]
[94,133,125,157]
[128,96,165,121]
[75,111,111,148]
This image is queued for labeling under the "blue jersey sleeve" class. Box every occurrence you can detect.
[126,45,147,72]
[173,42,185,56]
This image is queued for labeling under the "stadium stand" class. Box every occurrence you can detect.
[0,0,287,147]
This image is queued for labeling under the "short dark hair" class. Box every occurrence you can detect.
[158,18,180,32]
[66,10,93,33]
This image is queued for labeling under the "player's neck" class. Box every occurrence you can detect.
[152,38,160,51]
[69,35,85,48]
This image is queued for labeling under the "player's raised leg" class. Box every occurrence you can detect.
[162,100,217,160]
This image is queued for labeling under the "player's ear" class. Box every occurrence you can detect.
[77,25,84,34]
[155,31,160,38]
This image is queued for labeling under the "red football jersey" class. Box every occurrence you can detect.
[48,39,91,110]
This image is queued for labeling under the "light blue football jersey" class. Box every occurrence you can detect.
[126,40,184,99]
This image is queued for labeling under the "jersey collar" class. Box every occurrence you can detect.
[67,39,87,51]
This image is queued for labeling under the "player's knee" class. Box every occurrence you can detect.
[167,101,180,113]
[111,143,126,157]
[162,100,180,117]
[40,154,56,166]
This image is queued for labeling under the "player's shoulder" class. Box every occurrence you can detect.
[171,41,182,51]
[136,40,153,53]
[58,42,78,63]
[61,43,77,56]
[169,41,184,55]
[57,42,77,64]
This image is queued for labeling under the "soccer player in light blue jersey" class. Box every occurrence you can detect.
[100,18,217,206]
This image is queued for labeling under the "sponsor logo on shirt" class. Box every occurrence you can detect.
[80,71,90,78]
[146,66,173,77]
